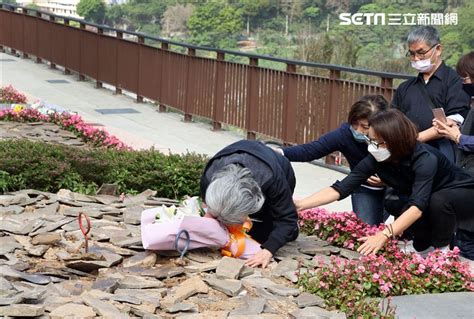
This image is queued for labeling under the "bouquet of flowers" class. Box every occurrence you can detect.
[141,196,261,259]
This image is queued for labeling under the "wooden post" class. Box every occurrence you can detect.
[282,63,297,144]
[95,27,103,88]
[246,57,259,140]
[10,7,16,57]
[63,19,71,75]
[49,16,56,69]
[212,51,225,131]
[78,23,86,81]
[21,8,28,58]
[325,69,341,165]
[136,36,145,103]
[380,77,394,102]
[115,31,123,95]
[183,47,196,122]
[35,11,42,63]
[157,42,169,111]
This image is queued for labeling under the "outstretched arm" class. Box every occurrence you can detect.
[358,205,422,255]
[294,187,340,211]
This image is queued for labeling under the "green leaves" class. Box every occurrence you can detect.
[187,2,244,48]
[0,171,10,193]
[0,140,207,199]
[77,0,106,24]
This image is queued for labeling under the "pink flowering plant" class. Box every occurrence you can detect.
[299,208,384,251]
[47,112,129,150]
[0,85,27,104]
[0,108,48,123]
[0,94,129,150]
[298,208,474,318]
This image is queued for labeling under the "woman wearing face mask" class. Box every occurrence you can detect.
[434,51,474,176]
[274,95,388,225]
[294,109,474,260]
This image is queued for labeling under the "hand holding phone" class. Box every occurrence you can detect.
[432,108,447,123]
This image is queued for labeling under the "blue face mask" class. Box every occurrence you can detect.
[350,126,369,143]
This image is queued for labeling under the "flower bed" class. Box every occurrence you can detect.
[0,85,128,150]
[0,85,27,104]
[298,208,474,318]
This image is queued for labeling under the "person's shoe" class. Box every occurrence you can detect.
[435,245,450,253]
[399,241,435,258]
[398,240,416,254]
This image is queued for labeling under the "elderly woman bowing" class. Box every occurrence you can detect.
[200,140,299,268]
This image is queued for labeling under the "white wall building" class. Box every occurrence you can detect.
[15,0,35,6]
[14,0,127,20]
[35,0,82,19]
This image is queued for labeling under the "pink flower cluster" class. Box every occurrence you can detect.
[0,108,48,122]
[299,208,474,318]
[0,107,129,150]
[0,85,27,104]
[311,247,473,296]
[299,207,384,250]
[298,207,474,317]
[48,112,130,150]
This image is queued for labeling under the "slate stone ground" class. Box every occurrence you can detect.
[0,188,349,318]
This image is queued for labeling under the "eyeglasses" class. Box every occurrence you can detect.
[366,137,386,149]
[405,44,439,59]
[460,76,471,84]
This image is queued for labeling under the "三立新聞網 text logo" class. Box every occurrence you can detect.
[339,13,458,26]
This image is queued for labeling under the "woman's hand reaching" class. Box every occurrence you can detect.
[357,232,388,255]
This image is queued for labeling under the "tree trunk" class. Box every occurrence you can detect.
[247,16,250,36]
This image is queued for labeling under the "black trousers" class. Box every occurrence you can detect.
[454,229,474,260]
[410,187,474,253]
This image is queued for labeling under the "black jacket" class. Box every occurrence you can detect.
[458,108,474,176]
[200,140,298,254]
[332,142,474,214]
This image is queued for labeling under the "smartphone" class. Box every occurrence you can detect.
[432,108,447,123]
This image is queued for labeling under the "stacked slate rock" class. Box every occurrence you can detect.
[0,189,351,318]
[0,121,86,147]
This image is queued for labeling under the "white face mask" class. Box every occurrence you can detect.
[410,48,436,73]
[368,144,391,162]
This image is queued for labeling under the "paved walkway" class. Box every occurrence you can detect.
[0,51,351,211]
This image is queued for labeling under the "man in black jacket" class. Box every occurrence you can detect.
[392,26,471,163]
[200,140,298,268]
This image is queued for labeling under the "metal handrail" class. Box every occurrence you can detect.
[0,2,413,80]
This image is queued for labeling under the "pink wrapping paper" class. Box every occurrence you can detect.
[140,208,261,259]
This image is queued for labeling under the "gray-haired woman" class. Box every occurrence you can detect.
[200,140,299,268]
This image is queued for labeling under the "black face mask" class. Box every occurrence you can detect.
[462,83,474,98]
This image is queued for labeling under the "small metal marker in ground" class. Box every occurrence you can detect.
[78,212,91,254]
